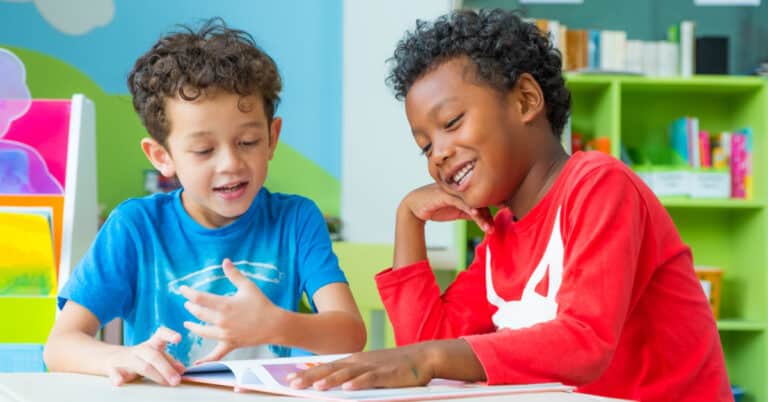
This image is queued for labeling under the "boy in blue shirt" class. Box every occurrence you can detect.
[43,19,366,386]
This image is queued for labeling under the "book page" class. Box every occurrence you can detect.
[183,354,348,388]
[184,354,574,401]
[184,359,263,387]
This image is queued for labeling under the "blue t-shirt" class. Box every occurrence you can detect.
[58,187,346,365]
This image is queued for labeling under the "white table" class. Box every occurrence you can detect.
[0,373,631,402]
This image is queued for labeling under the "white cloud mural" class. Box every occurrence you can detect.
[0,48,31,137]
[1,0,114,35]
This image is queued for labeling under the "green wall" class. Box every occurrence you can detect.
[465,0,768,75]
[5,46,340,217]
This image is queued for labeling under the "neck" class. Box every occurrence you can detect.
[502,142,569,218]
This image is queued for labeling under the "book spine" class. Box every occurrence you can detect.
[731,132,747,198]
[670,117,689,163]
[625,40,643,74]
[680,21,695,77]
[699,131,711,168]
[739,127,753,199]
[588,29,601,70]
[712,132,731,169]
[689,117,700,168]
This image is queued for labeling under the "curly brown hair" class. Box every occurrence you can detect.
[387,9,570,137]
[127,18,281,145]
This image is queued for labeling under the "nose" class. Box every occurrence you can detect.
[217,146,245,173]
[429,136,453,166]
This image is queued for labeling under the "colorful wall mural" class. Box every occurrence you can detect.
[0,0,342,215]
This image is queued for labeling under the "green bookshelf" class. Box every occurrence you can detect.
[575,74,768,400]
[659,197,763,209]
[457,75,768,400]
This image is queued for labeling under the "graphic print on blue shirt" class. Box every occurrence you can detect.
[58,187,347,366]
[166,259,287,361]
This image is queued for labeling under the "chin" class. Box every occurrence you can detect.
[462,196,488,210]
[460,189,491,209]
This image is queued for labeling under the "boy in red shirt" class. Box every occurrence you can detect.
[290,9,731,401]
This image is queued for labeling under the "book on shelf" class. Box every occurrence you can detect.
[730,129,751,199]
[182,353,575,401]
[0,206,56,296]
[530,17,696,77]
[565,29,588,71]
[679,20,696,77]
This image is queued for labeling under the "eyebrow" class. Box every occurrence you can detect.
[185,121,266,138]
[429,97,460,117]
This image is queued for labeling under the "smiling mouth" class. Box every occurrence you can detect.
[213,182,247,192]
[447,162,475,186]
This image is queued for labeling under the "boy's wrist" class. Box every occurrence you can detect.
[396,201,425,228]
[417,341,446,379]
[102,346,130,376]
[417,339,485,382]
[267,305,292,346]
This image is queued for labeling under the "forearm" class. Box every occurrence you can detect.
[393,203,427,268]
[44,331,126,376]
[274,310,366,354]
[378,262,493,344]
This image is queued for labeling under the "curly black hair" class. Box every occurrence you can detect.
[387,9,570,137]
[127,18,281,145]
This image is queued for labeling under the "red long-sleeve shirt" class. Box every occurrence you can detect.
[376,151,731,401]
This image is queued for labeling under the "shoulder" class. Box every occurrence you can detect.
[567,151,631,177]
[562,151,646,195]
[261,189,323,218]
[106,190,178,226]
[553,152,663,227]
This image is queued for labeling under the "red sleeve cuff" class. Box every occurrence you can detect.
[462,333,504,385]
[375,260,433,289]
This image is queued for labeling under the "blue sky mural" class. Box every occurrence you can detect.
[0,0,342,179]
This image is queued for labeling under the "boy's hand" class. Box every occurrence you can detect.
[286,340,484,391]
[286,346,433,391]
[180,258,282,364]
[403,184,493,232]
[107,326,185,386]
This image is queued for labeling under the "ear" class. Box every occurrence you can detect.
[513,73,546,125]
[141,138,176,178]
[267,117,282,161]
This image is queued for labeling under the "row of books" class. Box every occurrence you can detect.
[669,117,752,199]
[532,19,696,77]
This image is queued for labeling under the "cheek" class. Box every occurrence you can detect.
[175,160,209,182]
[427,162,440,182]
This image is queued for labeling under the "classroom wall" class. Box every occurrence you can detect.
[465,0,768,75]
[0,0,343,215]
[341,0,459,251]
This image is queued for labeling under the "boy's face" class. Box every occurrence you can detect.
[404,58,538,208]
[142,89,281,228]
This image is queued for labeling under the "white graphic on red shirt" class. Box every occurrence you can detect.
[486,206,564,330]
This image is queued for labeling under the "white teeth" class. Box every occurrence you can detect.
[218,183,243,192]
[452,163,474,185]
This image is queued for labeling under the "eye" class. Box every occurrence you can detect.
[239,139,260,147]
[191,148,213,155]
[444,113,464,130]
[420,143,432,156]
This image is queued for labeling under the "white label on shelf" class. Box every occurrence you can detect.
[700,279,712,301]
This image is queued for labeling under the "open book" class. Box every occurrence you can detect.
[182,354,575,401]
